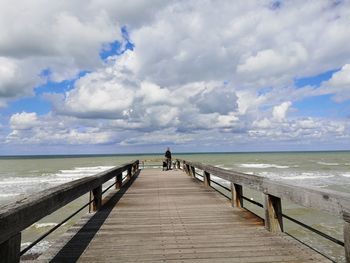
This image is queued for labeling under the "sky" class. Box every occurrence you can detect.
[0,0,350,155]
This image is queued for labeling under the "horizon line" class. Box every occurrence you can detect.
[1,149,350,158]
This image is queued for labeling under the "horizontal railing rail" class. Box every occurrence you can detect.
[177,159,350,262]
[0,160,139,263]
[140,158,181,169]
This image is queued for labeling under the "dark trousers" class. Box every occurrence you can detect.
[166,158,172,170]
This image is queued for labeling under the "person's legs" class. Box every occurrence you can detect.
[167,158,171,170]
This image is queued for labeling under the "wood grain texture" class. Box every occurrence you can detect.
[39,169,330,263]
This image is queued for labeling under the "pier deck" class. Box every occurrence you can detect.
[39,169,329,262]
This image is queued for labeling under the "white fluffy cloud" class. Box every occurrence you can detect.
[272,101,292,122]
[9,112,38,130]
[6,112,115,145]
[2,0,350,151]
[321,64,350,102]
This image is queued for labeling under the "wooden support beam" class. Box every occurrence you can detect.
[190,166,196,179]
[185,164,190,176]
[89,185,102,212]
[231,183,243,208]
[203,171,210,188]
[344,212,350,263]
[264,194,283,233]
[0,233,21,263]
[115,173,123,189]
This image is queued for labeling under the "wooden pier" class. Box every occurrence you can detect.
[39,169,330,262]
[0,160,349,262]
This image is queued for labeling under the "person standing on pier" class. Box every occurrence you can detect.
[165,147,172,170]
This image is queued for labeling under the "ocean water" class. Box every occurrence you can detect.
[0,152,349,261]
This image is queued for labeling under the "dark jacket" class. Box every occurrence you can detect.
[165,150,172,159]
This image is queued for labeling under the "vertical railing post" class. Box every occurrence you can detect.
[89,185,102,212]
[190,166,195,179]
[203,171,210,188]
[344,212,350,262]
[127,166,132,180]
[264,194,283,233]
[115,173,123,189]
[0,233,21,263]
[231,183,243,208]
[185,164,190,176]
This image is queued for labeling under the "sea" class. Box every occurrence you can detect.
[0,151,349,262]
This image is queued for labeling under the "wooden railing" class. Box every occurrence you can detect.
[177,159,350,262]
[0,160,139,263]
[140,158,180,169]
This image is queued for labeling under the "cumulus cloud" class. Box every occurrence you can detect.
[10,112,38,130]
[272,101,292,122]
[2,0,350,150]
[321,64,350,102]
[6,113,115,145]
[0,57,40,99]
[0,0,126,102]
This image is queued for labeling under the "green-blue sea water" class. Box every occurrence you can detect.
[0,151,349,261]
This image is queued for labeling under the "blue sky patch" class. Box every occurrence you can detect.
[35,70,89,96]
[99,26,134,60]
[1,71,90,116]
[270,1,282,10]
[294,69,339,88]
[293,94,349,118]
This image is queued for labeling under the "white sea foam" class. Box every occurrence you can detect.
[0,166,115,203]
[238,163,289,169]
[258,171,335,182]
[21,240,51,256]
[282,175,335,180]
[342,173,350,178]
[0,193,20,197]
[33,222,58,228]
[317,161,339,166]
[32,222,67,229]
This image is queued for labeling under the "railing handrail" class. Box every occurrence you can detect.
[0,160,139,245]
[177,159,350,219]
